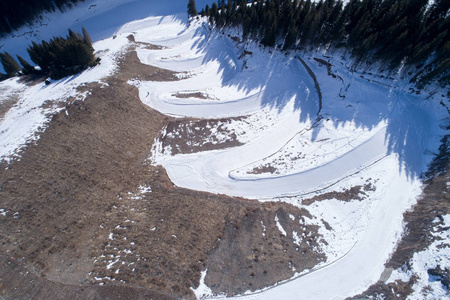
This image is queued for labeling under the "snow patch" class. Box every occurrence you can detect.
[275,214,287,236]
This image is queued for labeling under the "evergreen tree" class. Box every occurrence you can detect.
[210,2,219,24]
[26,28,98,80]
[0,72,7,81]
[199,0,450,86]
[0,0,84,37]
[0,52,21,77]
[283,22,298,50]
[82,27,93,51]
[16,55,35,75]
[187,0,198,17]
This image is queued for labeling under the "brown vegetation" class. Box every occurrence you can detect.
[0,40,325,299]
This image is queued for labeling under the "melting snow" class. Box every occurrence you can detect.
[275,214,287,236]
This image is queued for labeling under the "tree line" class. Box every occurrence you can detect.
[0,0,85,37]
[0,27,99,81]
[200,0,449,87]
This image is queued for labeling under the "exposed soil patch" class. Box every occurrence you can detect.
[249,164,277,174]
[116,49,178,83]
[302,181,376,205]
[0,95,19,120]
[156,118,244,155]
[172,92,210,99]
[0,254,172,300]
[0,42,325,298]
[127,34,165,50]
[205,204,326,296]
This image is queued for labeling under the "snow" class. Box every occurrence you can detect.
[191,270,215,300]
[0,1,448,300]
[0,0,215,73]
[387,214,450,299]
[274,214,287,236]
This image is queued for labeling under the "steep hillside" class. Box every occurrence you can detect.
[0,1,448,299]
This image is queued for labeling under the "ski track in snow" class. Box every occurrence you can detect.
[0,1,447,299]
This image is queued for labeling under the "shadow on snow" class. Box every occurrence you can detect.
[187,25,440,180]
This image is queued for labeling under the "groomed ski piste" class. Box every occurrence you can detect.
[0,0,448,299]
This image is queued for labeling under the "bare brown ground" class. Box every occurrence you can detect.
[0,93,19,120]
[172,92,209,99]
[0,254,172,299]
[302,181,376,205]
[249,164,278,175]
[0,40,325,298]
[157,118,243,155]
[206,205,325,296]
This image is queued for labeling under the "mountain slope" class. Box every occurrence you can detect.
[0,1,448,299]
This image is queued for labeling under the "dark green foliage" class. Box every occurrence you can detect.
[0,52,21,77]
[27,28,99,80]
[82,27,94,51]
[205,0,450,86]
[16,55,35,75]
[0,0,84,37]
[188,0,198,17]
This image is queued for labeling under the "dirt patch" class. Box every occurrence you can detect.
[156,118,244,155]
[205,204,326,296]
[0,94,19,120]
[172,92,210,99]
[249,164,277,174]
[127,34,165,50]
[116,49,178,82]
[0,254,172,300]
[0,44,326,298]
[302,181,376,205]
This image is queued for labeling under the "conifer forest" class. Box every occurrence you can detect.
[0,0,85,37]
[201,0,449,87]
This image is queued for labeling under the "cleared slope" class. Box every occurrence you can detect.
[119,16,446,299]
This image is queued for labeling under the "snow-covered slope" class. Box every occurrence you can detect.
[0,1,448,299]
[0,0,214,73]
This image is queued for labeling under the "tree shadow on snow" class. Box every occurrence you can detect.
[190,27,319,124]
[188,26,440,180]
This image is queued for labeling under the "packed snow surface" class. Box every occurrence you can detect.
[0,1,448,299]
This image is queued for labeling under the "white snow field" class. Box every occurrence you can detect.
[0,0,448,299]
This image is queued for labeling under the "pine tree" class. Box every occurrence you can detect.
[82,27,93,51]
[0,52,21,77]
[26,28,98,80]
[283,23,298,50]
[16,55,35,75]
[187,0,198,17]
[210,2,218,24]
[0,72,7,81]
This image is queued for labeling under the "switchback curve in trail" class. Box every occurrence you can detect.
[116,15,439,300]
